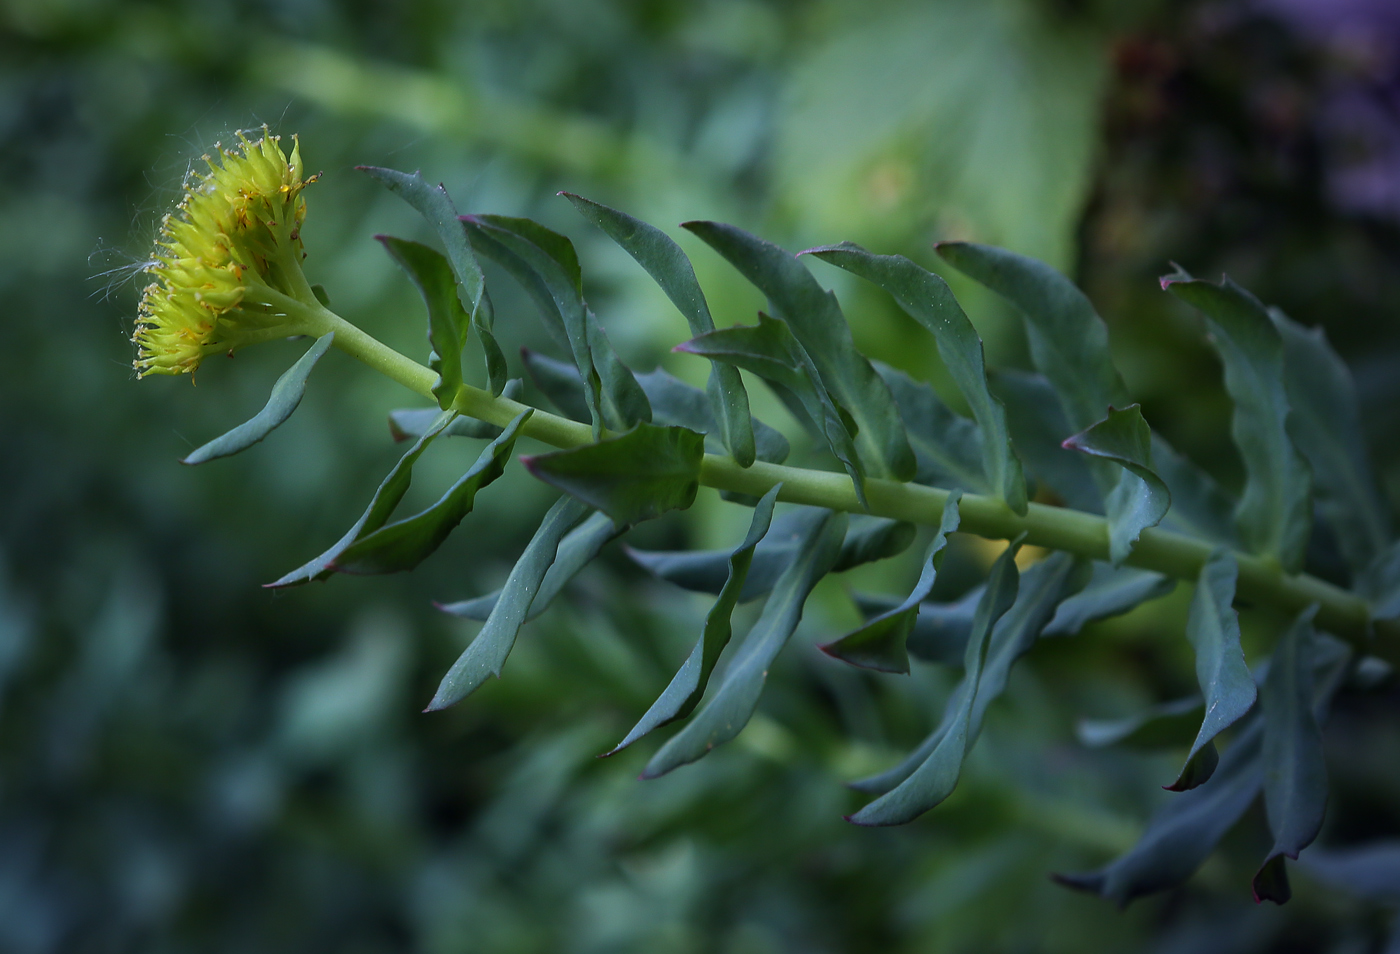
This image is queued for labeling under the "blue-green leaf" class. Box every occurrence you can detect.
[524,423,704,525]
[463,214,650,434]
[1055,719,1265,907]
[388,381,524,441]
[936,243,1160,558]
[846,542,1024,825]
[357,166,504,394]
[1163,270,1313,572]
[425,495,592,711]
[267,407,457,588]
[935,242,1129,431]
[1056,634,1352,906]
[1169,549,1257,791]
[1151,435,1239,547]
[181,334,334,465]
[635,368,790,465]
[1254,605,1328,904]
[683,221,916,482]
[331,410,531,575]
[1063,405,1171,565]
[1272,309,1391,573]
[606,487,780,756]
[821,493,962,673]
[626,510,914,602]
[377,236,466,408]
[677,313,868,506]
[436,511,622,621]
[1076,696,1204,749]
[521,348,592,423]
[564,193,757,467]
[850,551,1079,802]
[988,370,1101,513]
[641,509,848,778]
[1043,562,1175,637]
[875,363,990,494]
[805,243,1026,513]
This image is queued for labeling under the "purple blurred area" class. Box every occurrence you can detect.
[1261,0,1400,219]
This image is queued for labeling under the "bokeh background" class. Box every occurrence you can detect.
[3,0,1400,950]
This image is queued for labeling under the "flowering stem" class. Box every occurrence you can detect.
[317,310,1389,657]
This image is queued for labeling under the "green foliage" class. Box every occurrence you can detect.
[14,3,1400,948]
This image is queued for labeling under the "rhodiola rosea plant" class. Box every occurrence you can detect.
[134,129,1400,910]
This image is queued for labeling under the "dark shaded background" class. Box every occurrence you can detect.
[3,0,1400,950]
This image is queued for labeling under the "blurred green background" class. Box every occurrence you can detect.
[4,0,1400,950]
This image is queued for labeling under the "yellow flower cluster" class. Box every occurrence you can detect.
[133,128,317,377]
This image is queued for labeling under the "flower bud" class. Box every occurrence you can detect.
[133,128,318,377]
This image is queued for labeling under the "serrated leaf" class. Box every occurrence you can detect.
[463,214,650,435]
[565,193,757,467]
[267,408,458,588]
[626,510,914,602]
[988,370,1101,513]
[524,423,704,525]
[1042,562,1175,637]
[330,410,531,575]
[1064,405,1171,565]
[678,313,868,506]
[642,509,848,778]
[806,243,1026,513]
[683,221,915,482]
[606,486,780,756]
[1272,309,1391,573]
[846,542,1023,824]
[850,552,1079,802]
[875,363,989,493]
[936,243,1166,556]
[1076,696,1204,749]
[1163,271,1313,572]
[1168,549,1257,791]
[357,166,503,393]
[377,236,467,408]
[388,380,524,442]
[425,494,591,711]
[181,334,334,465]
[436,511,622,621]
[1055,719,1265,907]
[821,493,962,673]
[1254,605,1328,904]
[635,368,790,465]
[936,242,1129,430]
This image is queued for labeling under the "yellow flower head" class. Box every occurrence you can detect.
[133,128,318,377]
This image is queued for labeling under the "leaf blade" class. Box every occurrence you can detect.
[683,221,915,481]
[1163,271,1313,572]
[805,243,1026,513]
[331,410,532,575]
[606,486,781,755]
[425,494,592,711]
[565,193,757,466]
[1169,549,1257,791]
[641,508,848,778]
[523,422,704,525]
[180,333,334,465]
[377,236,466,408]
[1063,405,1171,565]
[820,492,963,673]
[1254,605,1328,904]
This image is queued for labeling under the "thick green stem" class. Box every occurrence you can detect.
[319,312,1386,656]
